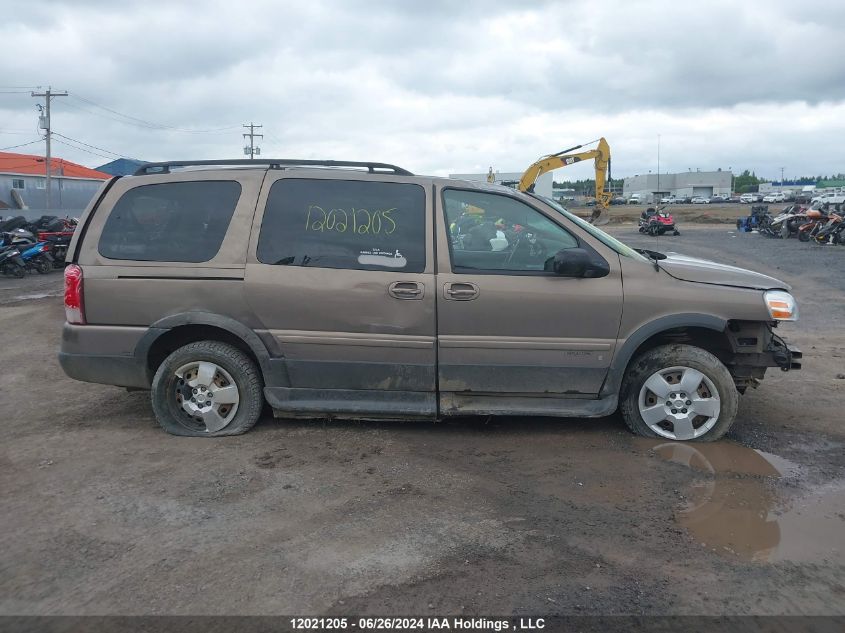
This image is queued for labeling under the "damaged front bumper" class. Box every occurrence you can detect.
[725,321,801,390]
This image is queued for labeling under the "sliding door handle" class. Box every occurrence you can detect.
[389,281,424,300]
[444,282,479,300]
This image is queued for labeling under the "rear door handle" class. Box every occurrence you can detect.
[389,281,424,300]
[444,282,479,300]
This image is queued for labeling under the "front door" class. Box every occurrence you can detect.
[436,187,623,409]
[245,173,437,417]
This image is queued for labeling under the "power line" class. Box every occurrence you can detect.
[58,98,239,135]
[51,138,118,161]
[55,98,165,130]
[70,93,241,134]
[0,138,44,151]
[52,132,134,160]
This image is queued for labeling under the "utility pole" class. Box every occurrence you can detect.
[31,87,68,211]
[242,123,263,160]
[780,166,785,188]
[656,134,661,196]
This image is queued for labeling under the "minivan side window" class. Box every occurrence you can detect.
[98,181,241,262]
[257,179,426,273]
[443,189,578,273]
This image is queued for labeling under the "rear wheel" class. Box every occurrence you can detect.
[35,257,51,274]
[798,230,810,242]
[620,344,738,442]
[151,341,263,437]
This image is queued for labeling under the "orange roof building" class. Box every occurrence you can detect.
[1,151,111,215]
[0,151,110,180]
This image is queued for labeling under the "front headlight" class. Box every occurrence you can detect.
[764,290,798,321]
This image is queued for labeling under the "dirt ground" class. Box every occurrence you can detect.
[574,202,769,224]
[0,225,843,617]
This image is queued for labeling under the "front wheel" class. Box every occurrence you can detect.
[620,344,738,442]
[4,263,25,278]
[151,341,264,437]
[35,257,51,274]
[798,230,810,242]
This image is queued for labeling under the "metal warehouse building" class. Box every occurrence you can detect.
[448,169,553,198]
[623,170,732,202]
[0,151,110,220]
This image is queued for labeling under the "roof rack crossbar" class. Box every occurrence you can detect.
[133,159,413,176]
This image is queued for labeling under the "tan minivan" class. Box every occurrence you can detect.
[59,159,801,440]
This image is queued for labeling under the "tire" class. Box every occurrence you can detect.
[798,230,809,242]
[4,263,25,278]
[35,257,51,274]
[151,341,263,437]
[619,344,739,442]
[673,230,681,236]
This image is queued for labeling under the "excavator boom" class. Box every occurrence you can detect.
[518,137,611,225]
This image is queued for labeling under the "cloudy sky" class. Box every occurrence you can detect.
[1,0,843,181]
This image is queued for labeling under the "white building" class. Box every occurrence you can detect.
[623,170,732,202]
[448,170,553,199]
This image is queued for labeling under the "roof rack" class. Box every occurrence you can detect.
[133,159,413,176]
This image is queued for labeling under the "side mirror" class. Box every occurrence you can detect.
[551,248,610,278]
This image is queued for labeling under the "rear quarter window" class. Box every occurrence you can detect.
[257,179,426,272]
[98,181,241,262]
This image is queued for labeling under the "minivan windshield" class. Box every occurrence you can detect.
[533,195,649,263]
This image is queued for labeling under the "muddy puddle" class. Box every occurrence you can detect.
[646,440,845,563]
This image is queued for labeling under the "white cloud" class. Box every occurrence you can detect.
[1,0,843,180]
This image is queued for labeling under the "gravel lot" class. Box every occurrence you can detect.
[1,226,843,616]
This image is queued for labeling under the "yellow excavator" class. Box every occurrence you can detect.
[517,137,612,225]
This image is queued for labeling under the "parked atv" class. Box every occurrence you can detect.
[638,207,680,236]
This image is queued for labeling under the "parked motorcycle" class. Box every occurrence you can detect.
[0,229,54,274]
[0,245,26,278]
[797,208,829,242]
[811,210,843,245]
[770,204,809,239]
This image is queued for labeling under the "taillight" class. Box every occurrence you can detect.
[64,264,85,325]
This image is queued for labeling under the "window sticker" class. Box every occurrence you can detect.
[357,247,408,268]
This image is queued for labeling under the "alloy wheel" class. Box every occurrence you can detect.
[172,361,240,433]
[637,366,721,440]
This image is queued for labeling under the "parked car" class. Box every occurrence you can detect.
[762,192,785,203]
[740,193,759,204]
[691,196,710,204]
[811,191,845,206]
[728,195,742,203]
[709,194,728,203]
[628,194,645,205]
[660,196,674,204]
[59,158,801,441]
[611,196,627,205]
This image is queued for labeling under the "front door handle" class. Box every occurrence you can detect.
[444,282,479,301]
[389,281,424,300]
